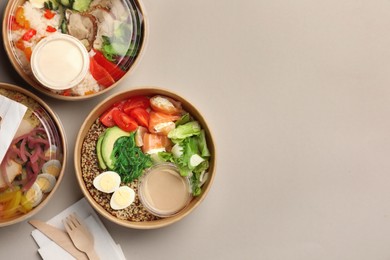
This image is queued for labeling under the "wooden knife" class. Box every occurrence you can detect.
[29,220,88,260]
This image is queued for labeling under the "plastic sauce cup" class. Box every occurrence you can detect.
[31,34,89,91]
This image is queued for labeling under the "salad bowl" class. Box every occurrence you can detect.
[74,87,216,229]
[2,0,148,100]
[0,82,66,227]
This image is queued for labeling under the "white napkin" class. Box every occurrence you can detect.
[31,198,126,260]
[0,95,27,165]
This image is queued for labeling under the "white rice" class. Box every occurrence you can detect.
[11,1,104,96]
[70,71,100,96]
[23,1,61,41]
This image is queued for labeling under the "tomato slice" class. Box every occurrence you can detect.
[113,110,138,132]
[129,108,149,128]
[90,57,115,88]
[100,107,120,127]
[123,96,150,114]
[112,100,127,111]
[93,50,126,81]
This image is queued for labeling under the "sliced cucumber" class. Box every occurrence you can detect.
[60,0,72,7]
[72,0,92,12]
[44,0,59,10]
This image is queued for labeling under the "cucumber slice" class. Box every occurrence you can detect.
[60,0,71,7]
[72,0,92,12]
[44,0,59,10]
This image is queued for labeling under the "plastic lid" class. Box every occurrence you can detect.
[31,34,90,91]
[138,163,192,218]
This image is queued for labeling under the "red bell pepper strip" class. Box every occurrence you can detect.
[93,50,126,81]
[46,25,56,32]
[89,57,115,88]
[44,9,56,19]
[22,29,36,41]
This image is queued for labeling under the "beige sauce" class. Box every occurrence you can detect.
[142,167,190,215]
[38,39,84,84]
[31,35,89,90]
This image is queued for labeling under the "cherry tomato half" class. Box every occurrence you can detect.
[100,107,120,127]
[129,108,149,128]
[113,110,138,132]
[123,96,149,114]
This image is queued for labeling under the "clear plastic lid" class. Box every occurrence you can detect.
[31,34,90,91]
[4,0,146,98]
[0,84,65,224]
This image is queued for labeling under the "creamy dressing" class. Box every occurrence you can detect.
[31,34,89,90]
[141,165,191,216]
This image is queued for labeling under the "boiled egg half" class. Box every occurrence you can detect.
[110,186,135,210]
[93,171,135,210]
[93,171,121,193]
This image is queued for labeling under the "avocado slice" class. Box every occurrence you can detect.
[101,126,131,169]
[96,132,107,170]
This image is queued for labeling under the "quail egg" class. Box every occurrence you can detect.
[42,159,62,177]
[110,186,135,210]
[93,171,121,193]
[44,145,58,159]
[36,173,57,193]
[25,182,43,207]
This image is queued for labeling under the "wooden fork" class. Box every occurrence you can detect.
[63,213,100,260]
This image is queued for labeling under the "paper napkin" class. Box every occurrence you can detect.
[31,198,126,260]
[0,95,27,164]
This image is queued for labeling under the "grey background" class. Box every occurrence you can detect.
[2,0,390,259]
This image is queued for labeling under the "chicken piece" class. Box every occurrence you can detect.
[89,7,115,50]
[0,160,22,189]
[90,0,129,21]
[14,119,35,139]
[90,0,111,9]
[109,0,129,21]
[66,10,97,51]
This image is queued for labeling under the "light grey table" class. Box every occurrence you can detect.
[2,0,390,259]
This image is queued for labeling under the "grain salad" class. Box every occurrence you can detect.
[81,119,159,222]
[80,94,212,223]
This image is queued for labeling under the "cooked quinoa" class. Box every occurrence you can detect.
[80,118,160,222]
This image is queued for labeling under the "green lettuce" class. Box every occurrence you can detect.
[168,121,201,142]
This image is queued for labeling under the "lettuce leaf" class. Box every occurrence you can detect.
[168,121,201,141]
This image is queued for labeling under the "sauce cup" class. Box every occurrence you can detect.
[30,33,90,91]
[138,163,193,218]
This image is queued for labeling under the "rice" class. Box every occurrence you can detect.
[10,2,61,74]
[69,71,100,96]
[23,1,61,40]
